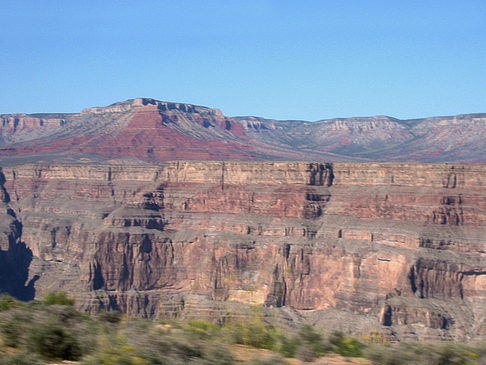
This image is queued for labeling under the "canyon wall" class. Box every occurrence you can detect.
[0,161,485,342]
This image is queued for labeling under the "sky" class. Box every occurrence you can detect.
[1,0,485,121]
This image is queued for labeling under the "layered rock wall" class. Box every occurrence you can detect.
[0,161,485,342]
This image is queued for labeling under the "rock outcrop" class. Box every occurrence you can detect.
[0,161,485,342]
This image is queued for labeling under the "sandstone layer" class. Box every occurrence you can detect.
[0,161,485,342]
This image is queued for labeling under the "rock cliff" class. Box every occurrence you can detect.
[0,161,485,342]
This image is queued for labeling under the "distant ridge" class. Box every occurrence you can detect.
[1,98,485,164]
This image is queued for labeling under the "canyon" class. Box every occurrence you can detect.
[0,161,485,343]
[1,99,485,343]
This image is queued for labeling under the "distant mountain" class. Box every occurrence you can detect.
[1,98,485,164]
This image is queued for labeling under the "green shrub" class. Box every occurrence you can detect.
[0,310,31,348]
[364,342,482,365]
[186,320,220,339]
[328,331,365,357]
[224,320,276,349]
[298,324,322,344]
[0,295,23,311]
[119,319,202,363]
[97,310,122,324]
[4,296,484,365]
[187,320,219,331]
[365,344,411,364]
[84,325,235,365]
[0,303,95,360]
[277,334,299,357]
[27,320,82,360]
[337,337,365,357]
[30,305,95,359]
[421,342,480,365]
[81,338,149,365]
[43,291,75,306]
[297,324,327,356]
[1,318,22,347]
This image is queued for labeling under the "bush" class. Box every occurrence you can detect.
[277,334,299,357]
[337,337,365,357]
[298,324,322,344]
[0,309,31,348]
[43,291,75,306]
[297,324,327,356]
[328,331,365,357]
[84,324,235,365]
[362,330,390,345]
[224,320,276,349]
[186,320,220,339]
[0,295,23,311]
[421,342,480,365]
[1,318,22,347]
[81,339,149,365]
[0,302,95,360]
[27,320,82,360]
[364,342,482,365]
[3,296,484,365]
[97,310,122,324]
[365,344,413,364]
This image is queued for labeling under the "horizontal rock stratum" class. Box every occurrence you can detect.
[1,98,486,163]
[0,161,485,342]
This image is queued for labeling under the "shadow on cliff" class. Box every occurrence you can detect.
[0,240,38,301]
[0,216,39,301]
[0,168,38,301]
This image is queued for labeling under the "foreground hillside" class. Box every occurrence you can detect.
[1,294,485,364]
[1,161,485,342]
[1,98,486,163]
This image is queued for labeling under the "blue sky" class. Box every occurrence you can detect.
[1,0,485,120]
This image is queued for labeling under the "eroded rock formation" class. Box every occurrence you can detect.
[0,161,485,342]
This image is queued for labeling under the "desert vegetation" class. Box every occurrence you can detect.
[0,293,484,364]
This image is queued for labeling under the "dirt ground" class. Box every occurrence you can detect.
[231,344,372,364]
[47,345,372,365]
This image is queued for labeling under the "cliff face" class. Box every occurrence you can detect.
[0,161,485,342]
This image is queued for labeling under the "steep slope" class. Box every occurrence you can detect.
[1,161,485,342]
[2,98,486,163]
